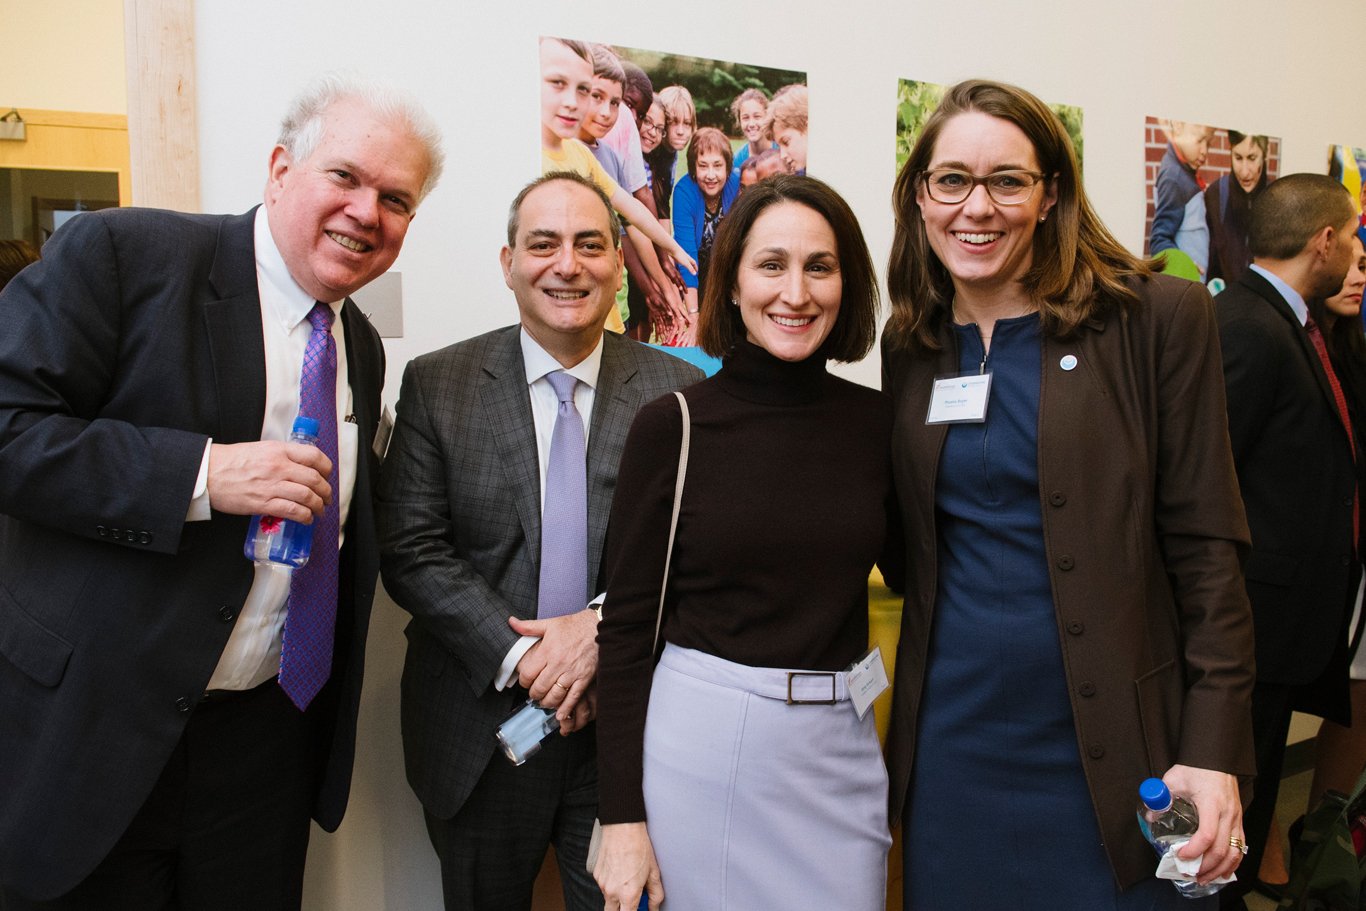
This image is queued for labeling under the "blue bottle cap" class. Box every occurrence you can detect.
[291,415,321,437]
[1139,777,1172,811]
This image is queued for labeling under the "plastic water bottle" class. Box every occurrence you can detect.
[1137,777,1224,898]
[242,416,322,568]
[495,699,560,765]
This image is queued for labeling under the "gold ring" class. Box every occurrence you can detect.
[553,681,568,690]
[1229,835,1248,854]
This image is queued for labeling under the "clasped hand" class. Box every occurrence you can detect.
[509,608,598,733]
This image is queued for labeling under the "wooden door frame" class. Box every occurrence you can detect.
[123,0,198,211]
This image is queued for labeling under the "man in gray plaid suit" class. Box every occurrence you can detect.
[378,172,702,910]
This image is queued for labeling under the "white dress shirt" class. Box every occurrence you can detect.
[494,328,604,690]
[200,207,359,690]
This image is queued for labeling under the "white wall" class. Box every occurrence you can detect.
[0,0,125,113]
[191,1,1366,907]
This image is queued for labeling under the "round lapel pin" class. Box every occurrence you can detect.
[1060,355,1078,371]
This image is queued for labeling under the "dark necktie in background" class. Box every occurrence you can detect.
[1307,314,1359,556]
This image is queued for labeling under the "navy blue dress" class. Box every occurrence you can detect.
[904,315,1208,910]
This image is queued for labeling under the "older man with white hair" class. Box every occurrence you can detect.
[0,73,443,909]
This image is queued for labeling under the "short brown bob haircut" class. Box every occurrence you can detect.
[686,127,734,182]
[887,79,1153,351]
[698,173,879,363]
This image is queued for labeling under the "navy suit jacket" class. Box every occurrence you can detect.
[0,207,384,899]
[1217,269,1355,700]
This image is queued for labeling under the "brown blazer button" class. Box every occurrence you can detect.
[1078,681,1096,697]
[1066,620,1084,635]
[1056,555,1075,571]
[175,696,191,712]
[1087,743,1105,759]
[1049,491,1066,507]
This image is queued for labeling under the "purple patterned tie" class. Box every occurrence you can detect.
[280,302,340,710]
[537,371,588,619]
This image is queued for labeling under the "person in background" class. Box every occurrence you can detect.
[767,84,809,175]
[594,174,891,911]
[580,45,686,341]
[1204,132,1270,287]
[1151,120,1214,255]
[610,58,688,343]
[884,78,1253,910]
[537,36,696,334]
[1301,233,1366,839]
[1215,173,1360,910]
[640,96,683,342]
[670,127,740,343]
[0,238,38,290]
[656,85,696,177]
[730,87,775,171]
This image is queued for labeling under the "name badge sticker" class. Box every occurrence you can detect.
[846,646,890,720]
[926,372,992,424]
[373,405,395,461]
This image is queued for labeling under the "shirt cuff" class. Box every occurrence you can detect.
[186,439,214,522]
[496,636,539,691]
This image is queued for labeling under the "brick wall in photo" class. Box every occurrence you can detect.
[1142,115,1282,256]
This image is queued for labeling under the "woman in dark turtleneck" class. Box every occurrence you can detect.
[593,175,893,911]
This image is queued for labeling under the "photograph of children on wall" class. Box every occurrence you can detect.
[1328,145,1366,238]
[538,36,806,352]
[1142,117,1280,292]
[895,78,1084,174]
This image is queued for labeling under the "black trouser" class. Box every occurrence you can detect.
[2,680,316,911]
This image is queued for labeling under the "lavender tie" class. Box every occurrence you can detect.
[537,371,588,619]
[280,302,340,710]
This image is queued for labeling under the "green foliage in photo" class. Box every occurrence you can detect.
[617,47,805,133]
[895,79,1085,175]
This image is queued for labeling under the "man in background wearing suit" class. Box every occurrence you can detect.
[0,75,443,909]
[1217,173,1359,909]
[378,171,702,910]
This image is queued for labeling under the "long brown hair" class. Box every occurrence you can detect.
[886,79,1154,351]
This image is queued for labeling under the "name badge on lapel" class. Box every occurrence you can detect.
[926,372,992,424]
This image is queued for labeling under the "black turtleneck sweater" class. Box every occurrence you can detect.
[595,340,893,823]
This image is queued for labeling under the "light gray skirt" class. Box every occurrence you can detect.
[642,643,891,911]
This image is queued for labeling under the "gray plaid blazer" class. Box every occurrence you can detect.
[377,325,701,817]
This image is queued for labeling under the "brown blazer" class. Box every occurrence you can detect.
[881,273,1256,888]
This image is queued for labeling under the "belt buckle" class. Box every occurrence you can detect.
[786,671,836,705]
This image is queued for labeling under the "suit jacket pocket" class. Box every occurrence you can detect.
[0,584,74,687]
[1135,658,1181,773]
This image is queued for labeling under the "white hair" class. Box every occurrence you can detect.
[277,72,446,204]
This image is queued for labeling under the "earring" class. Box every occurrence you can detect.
[731,297,740,307]
[1039,214,1047,223]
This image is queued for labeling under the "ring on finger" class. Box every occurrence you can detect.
[1229,835,1248,854]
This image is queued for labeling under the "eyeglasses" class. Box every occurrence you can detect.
[920,168,1048,206]
[640,118,664,138]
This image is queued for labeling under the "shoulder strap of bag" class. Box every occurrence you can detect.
[651,391,690,654]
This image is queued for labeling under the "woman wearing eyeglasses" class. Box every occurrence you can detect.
[882,79,1255,909]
